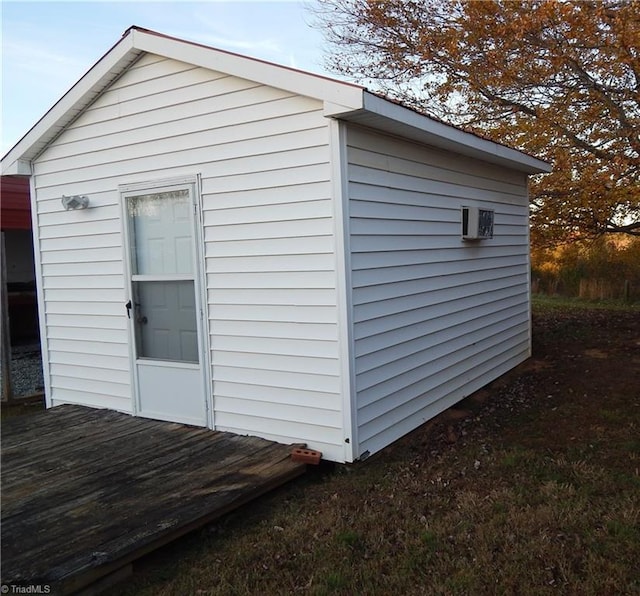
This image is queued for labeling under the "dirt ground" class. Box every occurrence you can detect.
[497,307,639,450]
[113,302,639,595]
[4,302,638,594]
[376,303,640,462]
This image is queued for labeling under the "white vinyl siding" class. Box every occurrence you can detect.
[32,53,344,459]
[25,44,542,464]
[202,113,344,460]
[346,126,531,459]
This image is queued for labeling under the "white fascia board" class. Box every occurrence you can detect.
[1,35,139,175]
[361,92,552,174]
[132,29,364,110]
[1,159,32,176]
[324,101,365,118]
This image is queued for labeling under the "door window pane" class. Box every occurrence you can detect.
[133,280,199,363]
[127,190,193,275]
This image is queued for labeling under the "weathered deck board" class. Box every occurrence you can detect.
[1,405,306,594]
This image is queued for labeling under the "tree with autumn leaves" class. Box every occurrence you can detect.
[314,0,640,247]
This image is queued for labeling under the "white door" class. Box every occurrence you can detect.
[123,182,207,426]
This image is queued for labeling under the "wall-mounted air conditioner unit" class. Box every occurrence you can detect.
[462,206,494,240]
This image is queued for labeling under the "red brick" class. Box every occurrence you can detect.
[291,447,322,465]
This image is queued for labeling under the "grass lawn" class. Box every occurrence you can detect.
[111,298,640,595]
[5,299,638,594]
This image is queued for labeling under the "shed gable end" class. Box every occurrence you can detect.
[31,51,346,460]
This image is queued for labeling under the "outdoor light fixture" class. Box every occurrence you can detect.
[61,195,90,210]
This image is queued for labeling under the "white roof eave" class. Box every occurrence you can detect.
[1,28,365,176]
[1,27,549,178]
[332,91,551,174]
[131,29,365,112]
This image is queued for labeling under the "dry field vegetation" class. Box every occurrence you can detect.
[111,297,639,595]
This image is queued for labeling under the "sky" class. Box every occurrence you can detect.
[1,0,338,156]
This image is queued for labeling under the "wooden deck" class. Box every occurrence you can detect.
[1,405,306,594]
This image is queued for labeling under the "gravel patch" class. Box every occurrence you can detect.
[1,343,44,397]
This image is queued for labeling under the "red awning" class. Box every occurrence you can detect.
[1,176,31,230]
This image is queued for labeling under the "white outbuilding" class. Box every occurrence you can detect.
[2,27,550,462]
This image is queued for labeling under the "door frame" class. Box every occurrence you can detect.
[119,174,213,428]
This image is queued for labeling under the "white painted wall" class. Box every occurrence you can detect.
[32,53,345,460]
[345,125,531,459]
